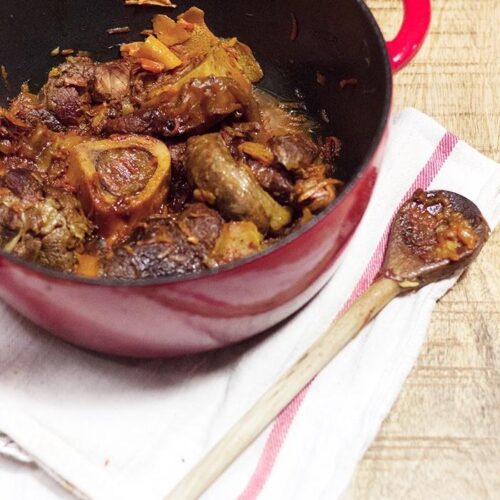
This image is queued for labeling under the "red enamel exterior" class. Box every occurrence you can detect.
[387,0,432,72]
[0,134,385,357]
[0,1,430,357]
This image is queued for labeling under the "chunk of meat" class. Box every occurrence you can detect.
[186,133,292,234]
[56,56,95,88]
[0,186,92,271]
[270,134,319,172]
[166,141,192,211]
[105,76,259,137]
[92,60,132,103]
[46,86,83,126]
[247,161,294,204]
[101,203,224,279]
[397,189,479,263]
[219,123,293,202]
[176,202,223,250]
[9,92,65,132]
[95,148,157,197]
[67,135,171,240]
[102,202,223,278]
[0,168,43,201]
[0,108,55,161]
[102,220,202,279]
[0,156,38,173]
[39,56,95,126]
[0,108,31,155]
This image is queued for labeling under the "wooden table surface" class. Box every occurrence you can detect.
[346,1,500,498]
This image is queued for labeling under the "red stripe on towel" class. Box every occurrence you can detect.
[238,132,458,500]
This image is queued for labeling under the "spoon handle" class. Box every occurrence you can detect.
[166,277,401,500]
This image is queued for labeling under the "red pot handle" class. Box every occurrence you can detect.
[386,0,431,72]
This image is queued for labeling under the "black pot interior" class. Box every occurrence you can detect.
[0,0,391,186]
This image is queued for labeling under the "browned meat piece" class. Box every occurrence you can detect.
[270,134,319,172]
[104,110,155,135]
[105,76,258,138]
[95,147,157,197]
[186,133,292,234]
[20,58,132,131]
[247,161,294,204]
[9,92,65,132]
[46,86,83,126]
[0,108,30,155]
[67,135,171,241]
[168,141,187,170]
[103,221,193,278]
[103,238,186,279]
[92,60,132,103]
[102,202,223,279]
[0,168,43,201]
[38,56,96,127]
[176,203,223,250]
[27,108,66,132]
[218,123,293,202]
[0,155,38,173]
[166,141,192,211]
[56,56,95,88]
[0,186,92,271]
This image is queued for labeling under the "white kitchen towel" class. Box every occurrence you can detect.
[0,108,498,500]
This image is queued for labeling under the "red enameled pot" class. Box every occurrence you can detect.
[0,0,430,356]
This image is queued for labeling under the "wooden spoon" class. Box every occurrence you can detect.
[166,189,490,500]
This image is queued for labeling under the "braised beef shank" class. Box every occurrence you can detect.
[0,7,341,278]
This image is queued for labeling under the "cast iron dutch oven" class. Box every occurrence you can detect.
[0,0,431,356]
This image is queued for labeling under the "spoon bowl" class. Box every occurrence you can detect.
[382,189,490,288]
[166,188,490,500]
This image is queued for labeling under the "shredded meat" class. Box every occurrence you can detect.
[0,186,92,271]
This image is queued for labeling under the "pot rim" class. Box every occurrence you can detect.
[0,0,392,288]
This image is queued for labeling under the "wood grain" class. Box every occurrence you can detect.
[345,0,500,498]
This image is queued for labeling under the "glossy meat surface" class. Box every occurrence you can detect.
[102,203,223,279]
[186,133,292,234]
[105,76,256,137]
